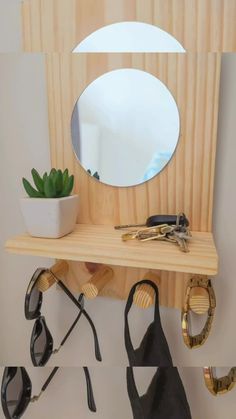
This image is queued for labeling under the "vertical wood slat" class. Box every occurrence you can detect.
[45,53,221,232]
[208,55,222,229]
[22,0,236,52]
[192,54,206,228]
[21,1,32,51]
[40,0,56,51]
[29,0,43,50]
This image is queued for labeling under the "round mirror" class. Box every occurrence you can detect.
[71,69,180,187]
[72,22,185,52]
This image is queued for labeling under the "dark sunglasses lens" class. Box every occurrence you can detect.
[31,318,53,366]
[33,327,48,365]
[6,369,23,417]
[28,285,41,316]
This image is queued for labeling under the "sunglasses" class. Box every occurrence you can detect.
[25,268,102,366]
[1,367,96,418]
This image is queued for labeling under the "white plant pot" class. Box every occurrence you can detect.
[20,195,79,238]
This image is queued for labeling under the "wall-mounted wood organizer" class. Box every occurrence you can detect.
[6,225,217,275]
[7,0,231,314]
[5,51,220,309]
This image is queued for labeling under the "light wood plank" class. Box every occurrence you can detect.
[5,224,218,276]
[21,0,236,52]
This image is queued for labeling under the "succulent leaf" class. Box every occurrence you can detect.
[23,168,74,198]
[44,176,57,198]
[60,174,74,197]
[22,178,44,198]
[53,170,63,193]
[63,169,69,187]
[31,168,44,193]
[43,172,48,183]
[50,168,57,177]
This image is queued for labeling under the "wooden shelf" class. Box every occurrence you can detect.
[5,224,218,276]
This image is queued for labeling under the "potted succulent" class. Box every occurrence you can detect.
[21,168,79,238]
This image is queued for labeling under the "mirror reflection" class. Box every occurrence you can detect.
[71,69,180,187]
[72,22,185,52]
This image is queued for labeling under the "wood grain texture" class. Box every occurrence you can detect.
[81,266,114,299]
[37,260,69,292]
[189,287,210,314]
[65,263,197,309]
[133,273,160,309]
[5,224,218,275]
[5,224,217,308]
[45,53,221,232]
[21,0,236,52]
[44,52,220,308]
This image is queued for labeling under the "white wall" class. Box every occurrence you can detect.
[0,2,236,418]
[0,0,21,52]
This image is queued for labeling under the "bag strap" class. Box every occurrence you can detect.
[124,280,161,360]
[126,367,145,419]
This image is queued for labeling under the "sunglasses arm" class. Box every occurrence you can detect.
[83,367,97,412]
[48,271,102,362]
[31,367,60,403]
[53,295,84,354]
[30,367,96,413]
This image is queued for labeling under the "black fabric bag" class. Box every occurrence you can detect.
[125,280,192,418]
[124,280,173,367]
[127,367,192,419]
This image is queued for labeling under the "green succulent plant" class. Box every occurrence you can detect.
[22,168,74,198]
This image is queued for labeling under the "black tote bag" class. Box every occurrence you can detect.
[127,367,192,419]
[124,280,173,366]
[125,280,192,418]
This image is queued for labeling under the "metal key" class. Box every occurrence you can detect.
[122,224,172,242]
[159,234,189,252]
[175,236,189,252]
[121,222,192,253]
[171,227,192,252]
[139,225,174,240]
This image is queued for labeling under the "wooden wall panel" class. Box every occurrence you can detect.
[65,261,190,309]
[20,0,223,307]
[45,53,221,232]
[22,0,236,52]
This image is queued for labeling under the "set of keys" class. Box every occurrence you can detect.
[115,213,191,253]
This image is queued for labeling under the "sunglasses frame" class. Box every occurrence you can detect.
[30,316,53,367]
[1,368,32,419]
[25,267,102,364]
[24,268,44,321]
[25,268,86,366]
[1,367,96,418]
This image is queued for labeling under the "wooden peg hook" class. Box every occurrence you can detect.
[37,260,69,292]
[133,271,161,309]
[189,287,210,315]
[82,266,114,299]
